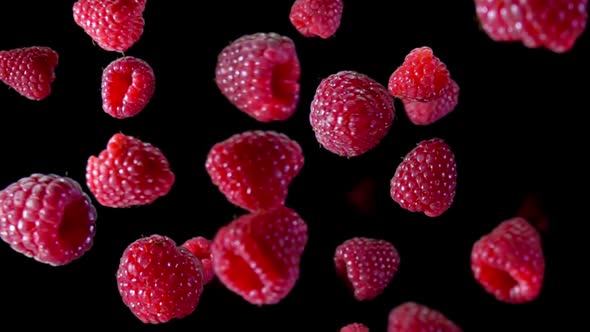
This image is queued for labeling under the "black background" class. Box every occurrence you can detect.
[0,0,582,330]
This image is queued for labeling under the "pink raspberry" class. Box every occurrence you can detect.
[0,174,97,266]
[0,46,58,101]
[211,206,308,305]
[390,138,457,217]
[73,0,147,52]
[116,234,204,324]
[341,323,369,332]
[86,133,175,208]
[471,217,545,303]
[388,302,462,332]
[475,0,522,42]
[289,0,344,39]
[215,32,301,122]
[310,71,395,157]
[102,56,155,119]
[334,237,400,301]
[182,236,215,285]
[402,79,460,126]
[388,47,451,102]
[205,130,304,212]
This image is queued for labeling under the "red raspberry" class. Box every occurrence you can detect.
[334,237,400,301]
[310,71,395,157]
[0,174,97,266]
[211,206,308,305]
[388,302,462,332]
[182,236,215,285]
[475,0,588,53]
[116,234,204,324]
[390,138,457,217]
[215,33,301,122]
[205,130,304,212]
[340,323,369,332]
[402,79,460,126]
[0,46,58,101]
[471,217,545,303]
[388,47,451,102]
[73,0,147,52]
[86,133,175,208]
[102,56,155,119]
[289,0,344,39]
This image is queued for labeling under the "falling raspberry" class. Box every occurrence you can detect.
[0,46,58,101]
[341,323,370,332]
[182,236,215,285]
[289,0,344,39]
[388,302,462,332]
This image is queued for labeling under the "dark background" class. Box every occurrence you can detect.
[0,0,582,330]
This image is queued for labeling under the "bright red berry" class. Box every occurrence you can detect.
[289,0,344,39]
[310,71,395,157]
[102,56,155,119]
[475,0,522,42]
[471,217,545,303]
[116,234,204,324]
[182,237,215,285]
[0,174,97,266]
[341,323,369,332]
[211,206,308,305]
[334,237,400,301]
[73,0,147,52]
[390,138,457,217]
[388,47,451,102]
[205,130,304,212]
[86,133,175,208]
[215,32,301,122]
[402,79,460,126]
[0,46,58,101]
[388,302,462,332]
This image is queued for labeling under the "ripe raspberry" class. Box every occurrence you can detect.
[215,33,301,122]
[475,0,588,53]
[102,56,155,119]
[341,323,369,332]
[310,71,395,157]
[116,234,204,324]
[289,0,344,39]
[390,138,457,217]
[471,217,545,303]
[0,174,97,266]
[388,302,462,332]
[205,130,304,212]
[73,0,147,52]
[334,237,400,301]
[86,133,175,208]
[182,236,215,285]
[402,79,460,126]
[388,47,451,102]
[211,206,308,305]
[0,46,58,101]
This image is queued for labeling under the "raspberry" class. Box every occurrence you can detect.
[388,302,462,332]
[102,56,155,119]
[86,133,175,208]
[116,234,204,324]
[211,206,308,305]
[334,237,400,301]
[310,71,395,157]
[0,174,97,266]
[0,46,58,101]
[215,33,301,122]
[471,217,545,303]
[475,0,588,53]
[402,79,460,126]
[205,130,304,212]
[341,323,369,332]
[390,138,457,217]
[73,0,147,52]
[289,0,344,39]
[388,47,451,102]
[182,236,215,285]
